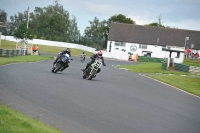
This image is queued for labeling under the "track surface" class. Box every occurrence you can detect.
[0,56,200,133]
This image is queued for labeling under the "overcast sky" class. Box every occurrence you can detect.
[1,0,200,35]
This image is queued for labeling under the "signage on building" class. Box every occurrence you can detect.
[130,44,137,52]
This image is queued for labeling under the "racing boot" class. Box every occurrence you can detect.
[81,64,89,72]
[81,68,86,72]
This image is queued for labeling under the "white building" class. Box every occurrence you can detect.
[105,22,200,63]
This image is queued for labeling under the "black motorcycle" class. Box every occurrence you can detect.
[51,53,72,73]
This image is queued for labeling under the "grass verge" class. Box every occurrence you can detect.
[117,62,200,97]
[117,62,189,75]
[182,58,200,67]
[147,74,200,97]
[0,40,93,57]
[0,103,63,133]
[0,56,53,66]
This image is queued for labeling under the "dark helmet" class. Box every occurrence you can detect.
[66,48,71,53]
[83,51,85,54]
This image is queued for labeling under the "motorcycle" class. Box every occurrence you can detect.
[82,58,102,80]
[51,53,72,73]
[80,54,86,62]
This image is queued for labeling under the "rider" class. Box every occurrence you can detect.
[53,48,72,67]
[81,51,86,59]
[81,50,106,73]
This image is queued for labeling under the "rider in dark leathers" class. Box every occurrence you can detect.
[81,50,106,73]
[53,48,72,69]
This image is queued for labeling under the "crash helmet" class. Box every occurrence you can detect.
[66,48,71,53]
[97,50,103,57]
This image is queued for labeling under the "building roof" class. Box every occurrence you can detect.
[108,22,200,50]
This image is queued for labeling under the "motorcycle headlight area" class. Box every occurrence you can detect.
[62,56,68,62]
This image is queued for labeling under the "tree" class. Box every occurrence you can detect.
[84,17,107,49]
[0,9,8,35]
[68,15,80,43]
[9,12,26,36]
[83,14,136,49]
[0,9,7,22]
[147,22,165,27]
[27,0,80,42]
[10,10,34,39]
[146,14,165,27]
[10,0,80,42]
[13,21,33,39]
[107,14,136,24]
[29,1,71,41]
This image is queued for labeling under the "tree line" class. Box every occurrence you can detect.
[0,0,167,49]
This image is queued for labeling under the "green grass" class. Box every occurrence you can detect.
[0,40,93,57]
[147,74,200,97]
[183,58,200,67]
[0,56,53,65]
[0,40,16,49]
[0,103,63,133]
[117,62,200,97]
[117,62,189,75]
[34,44,93,56]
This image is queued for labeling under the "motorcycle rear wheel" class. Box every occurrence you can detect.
[82,74,86,79]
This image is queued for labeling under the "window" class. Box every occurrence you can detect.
[162,47,166,51]
[139,44,147,49]
[146,53,151,57]
[176,52,180,58]
[115,42,126,47]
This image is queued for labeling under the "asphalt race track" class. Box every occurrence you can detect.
[0,56,200,133]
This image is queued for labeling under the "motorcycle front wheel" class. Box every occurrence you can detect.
[54,63,62,73]
[81,58,84,62]
[86,70,96,80]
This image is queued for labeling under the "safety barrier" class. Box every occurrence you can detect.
[0,49,25,57]
[138,56,164,63]
[174,63,200,75]
[1,35,96,53]
[162,61,167,70]
[174,63,190,72]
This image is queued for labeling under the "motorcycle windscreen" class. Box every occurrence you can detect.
[61,56,69,62]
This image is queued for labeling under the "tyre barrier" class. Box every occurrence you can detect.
[0,49,24,57]
[174,63,190,72]
[174,63,200,75]
[162,61,167,70]
[138,56,164,63]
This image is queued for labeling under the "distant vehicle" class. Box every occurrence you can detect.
[80,54,86,62]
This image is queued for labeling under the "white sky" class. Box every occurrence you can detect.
[1,0,200,35]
